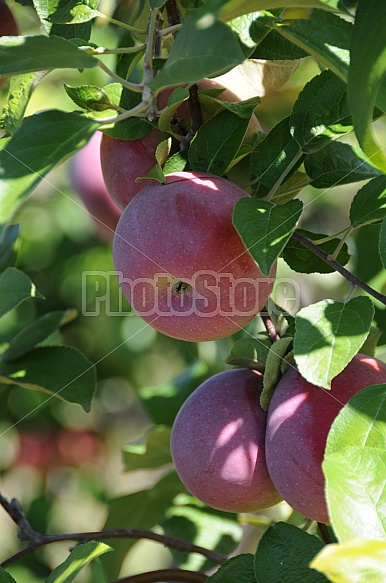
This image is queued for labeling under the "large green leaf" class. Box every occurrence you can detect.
[283,229,350,274]
[188,109,251,175]
[350,175,386,228]
[250,117,303,196]
[33,0,92,39]
[233,198,303,277]
[47,0,99,25]
[0,568,17,583]
[311,539,386,583]
[0,346,96,412]
[304,140,382,189]
[1,309,77,361]
[122,425,172,471]
[326,383,386,455]
[0,35,98,78]
[0,110,99,223]
[323,446,386,542]
[162,501,242,572]
[148,16,245,92]
[254,522,328,583]
[0,267,44,318]
[0,225,20,272]
[208,554,256,583]
[348,0,386,172]
[46,541,112,583]
[272,10,352,81]
[290,70,352,153]
[294,297,374,389]
[216,0,346,23]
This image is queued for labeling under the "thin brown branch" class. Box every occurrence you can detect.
[113,569,208,583]
[165,0,182,28]
[317,522,333,545]
[292,231,386,306]
[260,307,280,344]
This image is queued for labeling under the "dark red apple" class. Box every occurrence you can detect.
[170,368,282,513]
[265,353,386,523]
[113,171,276,342]
[0,0,19,90]
[70,131,121,240]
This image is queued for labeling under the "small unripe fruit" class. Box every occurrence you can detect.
[113,171,276,342]
[171,369,282,513]
[265,353,386,523]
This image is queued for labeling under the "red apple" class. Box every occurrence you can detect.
[113,171,276,342]
[0,0,19,90]
[100,79,261,210]
[100,129,164,210]
[170,368,282,513]
[265,353,386,523]
[70,131,121,240]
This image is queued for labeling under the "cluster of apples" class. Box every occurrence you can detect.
[71,79,386,525]
[171,353,386,523]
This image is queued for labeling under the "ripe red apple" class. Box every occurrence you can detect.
[113,171,276,342]
[0,0,19,90]
[70,131,121,240]
[100,79,261,210]
[265,353,386,523]
[170,368,282,513]
[100,129,164,210]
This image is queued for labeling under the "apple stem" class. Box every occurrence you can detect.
[317,522,334,545]
[292,230,386,306]
[327,226,354,262]
[261,307,280,344]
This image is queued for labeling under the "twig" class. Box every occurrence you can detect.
[180,84,204,150]
[317,522,333,545]
[165,0,183,29]
[112,569,208,582]
[292,231,386,306]
[260,306,280,344]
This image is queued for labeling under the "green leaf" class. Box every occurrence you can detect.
[260,337,293,411]
[139,361,209,426]
[158,88,190,133]
[0,346,96,412]
[0,224,20,272]
[358,326,383,357]
[254,522,328,583]
[46,541,112,583]
[271,171,309,204]
[188,109,251,175]
[233,198,303,277]
[283,229,350,274]
[216,0,347,23]
[0,35,98,78]
[47,0,99,24]
[208,554,256,583]
[1,309,78,362]
[33,0,92,38]
[350,175,386,228]
[0,72,47,135]
[348,0,386,172]
[311,539,386,583]
[225,336,269,369]
[326,383,386,456]
[122,425,172,471]
[0,110,99,223]
[381,217,386,269]
[250,117,303,196]
[272,11,352,81]
[96,85,155,140]
[163,151,188,174]
[102,472,184,579]
[290,70,352,153]
[294,297,374,389]
[250,26,307,60]
[0,267,44,319]
[147,15,245,92]
[304,140,382,189]
[323,446,386,542]
[64,84,116,112]
[162,501,242,572]
[0,567,17,583]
